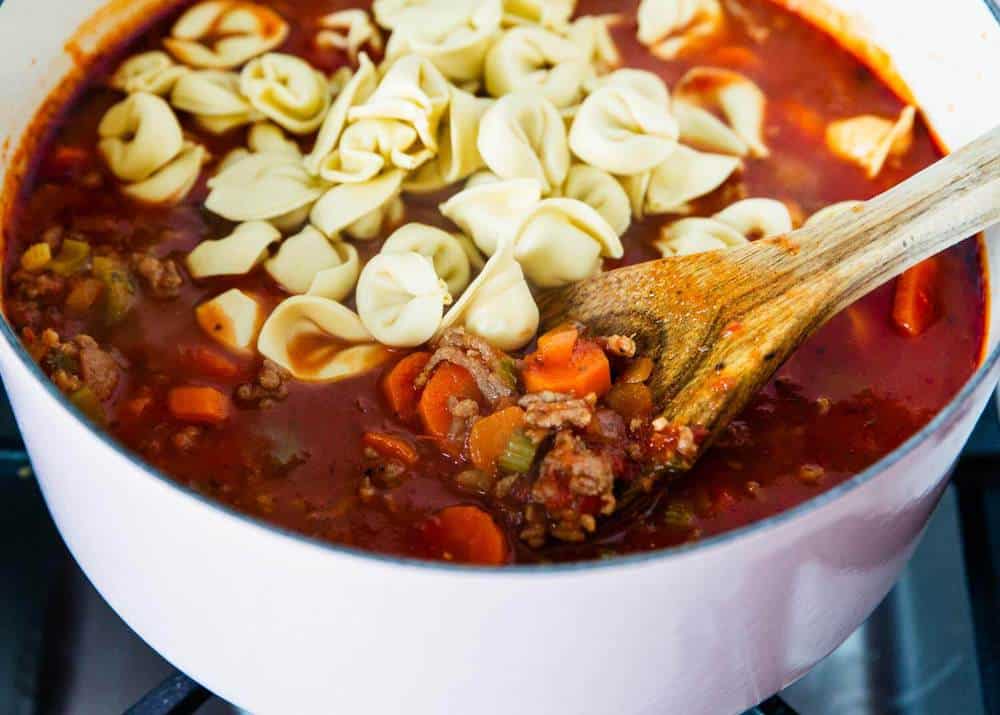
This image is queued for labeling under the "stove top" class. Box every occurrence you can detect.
[3,392,999,715]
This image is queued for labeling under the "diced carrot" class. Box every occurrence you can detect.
[536,326,579,366]
[383,352,431,420]
[781,100,825,139]
[183,345,239,379]
[363,431,419,465]
[469,406,525,474]
[418,362,481,440]
[65,278,104,315]
[892,258,940,337]
[423,505,508,566]
[167,386,230,425]
[523,340,612,398]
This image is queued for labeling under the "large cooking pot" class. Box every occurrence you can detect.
[1,1,999,713]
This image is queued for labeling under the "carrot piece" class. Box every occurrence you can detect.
[522,340,612,398]
[363,431,419,465]
[383,352,431,420]
[536,326,579,366]
[182,346,240,379]
[418,362,481,440]
[469,406,526,474]
[781,100,825,139]
[423,505,508,566]
[892,258,940,337]
[167,386,230,425]
[65,278,104,316]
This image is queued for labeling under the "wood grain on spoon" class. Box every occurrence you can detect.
[539,124,1000,471]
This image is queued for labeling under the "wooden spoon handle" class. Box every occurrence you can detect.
[788,123,1000,315]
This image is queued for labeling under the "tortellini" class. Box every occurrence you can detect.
[357,252,452,347]
[513,198,623,287]
[477,93,570,193]
[265,226,360,300]
[206,152,328,222]
[240,53,332,135]
[439,176,543,255]
[560,164,631,236]
[620,145,741,217]
[637,0,723,59]
[381,223,472,296]
[258,296,390,382]
[501,0,577,28]
[111,52,189,96]
[804,200,864,228]
[310,169,406,239]
[318,118,433,184]
[247,121,302,157]
[587,68,670,109]
[674,67,769,158]
[187,221,282,278]
[404,87,491,193]
[438,241,539,351]
[164,1,290,70]
[123,142,209,205]
[713,198,792,239]
[304,55,379,177]
[195,288,263,353]
[655,217,748,257]
[383,0,503,83]
[565,16,623,75]
[170,70,261,134]
[316,10,383,64]
[485,27,592,109]
[98,93,184,183]
[825,106,915,179]
[569,85,679,175]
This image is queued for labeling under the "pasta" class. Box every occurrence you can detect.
[674,67,769,158]
[439,177,543,255]
[98,93,184,183]
[404,87,491,193]
[438,241,539,351]
[319,118,433,184]
[804,200,864,228]
[655,217,748,257]
[247,121,302,157]
[316,10,383,64]
[240,53,332,135]
[620,145,742,217]
[304,55,379,177]
[565,15,623,75]
[205,153,328,222]
[310,169,407,239]
[637,0,723,59]
[501,0,576,27]
[381,223,473,296]
[122,142,209,205]
[346,196,406,241]
[195,288,263,353]
[713,198,792,238]
[383,0,503,83]
[164,1,289,70]
[568,85,679,175]
[265,226,360,300]
[560,164,632,236]
[485,27,592,109]
[586,68,670,108]
[513,198,623,287]
[356,252,452,347]
[170,70,261,134]
[111,52,189,96]
[187,221,282,278]
[477,93,570,193]
[258,296,390,382]
[826,106,916,179]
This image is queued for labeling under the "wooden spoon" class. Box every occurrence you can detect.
[538,124,1000,471]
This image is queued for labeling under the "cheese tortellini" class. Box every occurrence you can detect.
[240,53,332,134]
[804,200,864,228]
[320,118,434,183]
[98,93,184,183]
[206,152,328,222]
[513,198,623,287]
[311,169,406,240]
[674,67,770,158]
[170,70,261,134]
[620,145,741,218]
[187,221,282,278]
[477,93,570,193]
[655,198,792,257]
[381,223,473,296]
[825,106,915,179]
[560,164,631,236]
[713,198,793,239]
[569,85,679,175]
[196,289,263,354]
[164,1,290,70]
[439,241,539,351]
[485,27,592,109]
[357,252,452,347]
[502,0,577,28]
[440,176,543,255]
[637,0,723,59]
[258,296,390,382]
[265,226,360,300]
[123,142,209,206]
[405,87,491,192]
[316,10,383,64]
[111,52,189,96]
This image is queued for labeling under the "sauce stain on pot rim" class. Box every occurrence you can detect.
[0,0,996,574]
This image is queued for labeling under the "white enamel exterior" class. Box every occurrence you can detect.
[1,2,999,713]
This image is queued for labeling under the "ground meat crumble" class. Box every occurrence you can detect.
[130,252,184,299]
[235,360,290,409]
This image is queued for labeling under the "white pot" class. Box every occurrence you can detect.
[1,1,999,713]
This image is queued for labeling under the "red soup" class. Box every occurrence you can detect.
[3,0,986,565]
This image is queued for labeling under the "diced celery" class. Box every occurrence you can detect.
[498,430,537,474]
